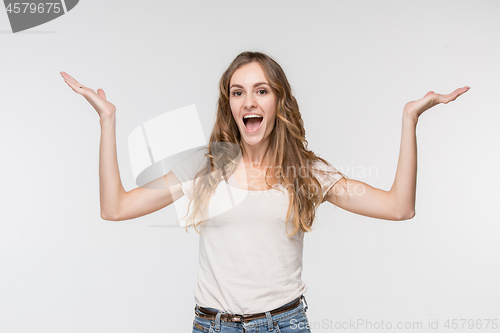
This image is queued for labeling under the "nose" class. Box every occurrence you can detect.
[243,93,258,110]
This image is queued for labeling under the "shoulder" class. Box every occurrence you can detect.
[169,146,210,198]
[310,158,342,178]
[309,158,345,200]
[171,146,209,182]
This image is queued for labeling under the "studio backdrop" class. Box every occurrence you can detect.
[1,1,498,332]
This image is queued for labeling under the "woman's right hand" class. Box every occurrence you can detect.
[60,71,116,120]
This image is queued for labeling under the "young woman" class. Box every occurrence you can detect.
[60,51,469,333]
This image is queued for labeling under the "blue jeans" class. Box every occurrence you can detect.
[192,295,312,333]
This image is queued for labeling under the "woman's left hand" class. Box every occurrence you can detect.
[403,86,470,122]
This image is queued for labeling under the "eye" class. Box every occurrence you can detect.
[257,89,267,95]
[231,91,242,97]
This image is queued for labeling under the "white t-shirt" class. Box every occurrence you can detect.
[171,146,343,314]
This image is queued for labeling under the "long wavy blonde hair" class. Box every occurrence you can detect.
[178,51,347,236]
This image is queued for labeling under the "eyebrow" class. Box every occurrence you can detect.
[229,82,269,90]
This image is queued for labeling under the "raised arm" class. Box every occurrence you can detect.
[60,72,185,221]
[325,86,470,221]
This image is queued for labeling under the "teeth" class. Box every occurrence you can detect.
[243,114,263,119]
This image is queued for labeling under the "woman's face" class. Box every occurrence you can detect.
[229,62,277,147]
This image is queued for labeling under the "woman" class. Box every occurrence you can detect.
[60,51,469,333]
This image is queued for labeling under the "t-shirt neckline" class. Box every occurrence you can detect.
[225,174,281,193]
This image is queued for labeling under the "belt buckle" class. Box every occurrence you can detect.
[232,314,245,323]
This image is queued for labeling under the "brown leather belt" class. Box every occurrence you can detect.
[194,296,303,324]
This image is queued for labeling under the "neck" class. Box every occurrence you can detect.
[241,137,271,167]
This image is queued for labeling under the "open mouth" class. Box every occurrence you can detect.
[243,115,263,133]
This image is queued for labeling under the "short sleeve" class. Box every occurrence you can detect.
[311,160,344,201]
[170,146,208,199]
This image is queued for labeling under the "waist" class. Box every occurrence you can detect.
[194,295,304,324]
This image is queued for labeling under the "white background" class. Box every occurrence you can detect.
[1,1,499,332]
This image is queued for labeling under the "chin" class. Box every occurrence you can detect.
[243,137,263,146]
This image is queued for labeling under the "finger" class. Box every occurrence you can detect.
[61,72,79,89]
[97,88,106,100]
[452,86,470,96]
[62,76,80,92]
[459,86,470,95]
[63,77,85,94]
[61,71,77,84]
[424,91,435,98]
[433,92,456,104]
[61,72,84,89]
[439,90,463,104]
